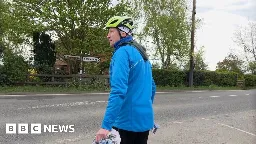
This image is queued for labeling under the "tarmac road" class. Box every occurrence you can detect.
[0,90,255,144]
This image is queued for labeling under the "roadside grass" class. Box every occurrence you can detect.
[156,85,241,91]
[0,85,109,94]
[0,85,249,94]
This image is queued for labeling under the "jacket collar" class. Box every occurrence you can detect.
[113,36,133,51]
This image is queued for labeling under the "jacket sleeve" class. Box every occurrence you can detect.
[101,48,129,131]
[151,78,156,103]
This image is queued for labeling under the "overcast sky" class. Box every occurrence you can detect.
[195,0,256,70]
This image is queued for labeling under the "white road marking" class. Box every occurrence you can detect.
[17,101,108,110]
[218,123,256,137]
[217,90,244,92]
[88,93,109,95]
[156,92,173,94]
[37,94,72,96]
[0,95,27,97]
[229,95,237,97]
[0,93,109,97]
[0,91,196,97]
[201,117,256,137]
[246,94,250,96]
[186,91,204,93]
[56,135,85,143]
[202,118,210,120]
[0,92,172,97]
[173,121,183,124]
[184,91,205,93]
[96,101,107,103]
[210,96,220,98]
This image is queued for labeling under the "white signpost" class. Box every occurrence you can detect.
[64,55,100,62]
[63,54,101,81]
[82,57,100,62]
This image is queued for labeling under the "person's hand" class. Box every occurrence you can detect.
[95,128,110,142]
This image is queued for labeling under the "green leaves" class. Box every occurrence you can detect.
[33,32,56,75]
[2,0,199,74]
[234,22,256,74]
[9,0,131,52]
[184,46,208,71]
[216,53,245,75]
[248,61,256,74]
[152,69,237,87]
[2,49,29,84]
[244,74,256,87]
[135,0,191,69]
[6,0,132,74]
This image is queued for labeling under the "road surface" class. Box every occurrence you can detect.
[0,90,255,144]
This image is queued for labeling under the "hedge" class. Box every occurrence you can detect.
[152,69,238,87]
[152,69,186,87]
[0,65,10,86]
[244,74,256,87]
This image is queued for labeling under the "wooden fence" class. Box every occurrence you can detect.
[19,74,110,86]
[236,79,245,88]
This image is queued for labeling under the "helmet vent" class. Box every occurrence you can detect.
[110,19,118,24]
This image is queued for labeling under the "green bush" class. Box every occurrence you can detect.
[192,71,215,86]
[215,71,237,87]
[152,69,186,87]
[202,71,217,86]
[0,65,10,86]
[192,71,237,87]
[152,69,238,87]
[244,74,256,87]
[2,49,29,84]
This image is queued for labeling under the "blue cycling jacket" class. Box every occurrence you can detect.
[101,36,156,132]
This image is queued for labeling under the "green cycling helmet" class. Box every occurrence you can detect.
[105,16,134,33]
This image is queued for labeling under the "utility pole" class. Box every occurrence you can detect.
[189,0,196,87]
[79,50,83,86]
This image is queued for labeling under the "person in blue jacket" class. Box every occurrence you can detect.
[95,16,156,144]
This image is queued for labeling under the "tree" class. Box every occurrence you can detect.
[184,46,208,70]
[33,32,56,75]
[216,53,244,75]
[235,22,256,61]
[132,0,190,69]
[234,22,256,74]
[0,0,8,57]
[8,0,132,73]
[0,43,3,59]
[248,61,256,74]
[2,48,29,84]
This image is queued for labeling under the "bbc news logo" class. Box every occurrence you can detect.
[6,123,75,134]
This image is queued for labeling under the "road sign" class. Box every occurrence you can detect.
[64,55,80,58]
[82,57,100,62]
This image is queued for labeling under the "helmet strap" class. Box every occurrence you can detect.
[117,26,132,38]
[117,30,123,39]
[117,29,126,39]
[118,26,132,34]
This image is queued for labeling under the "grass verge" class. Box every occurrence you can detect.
[0,85,248,94]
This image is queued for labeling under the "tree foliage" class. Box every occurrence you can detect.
[235,22,256,62]
[33,32,56,74]
[184,46,208,70]
[248,61,256,74]
[2,49,28,84]
[0,0,9,57]
[216,53,244,75]
[8,0,132,73]
[134,0,190,69]
[234,22,256,74]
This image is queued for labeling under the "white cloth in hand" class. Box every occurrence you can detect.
[92,128,121,144]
